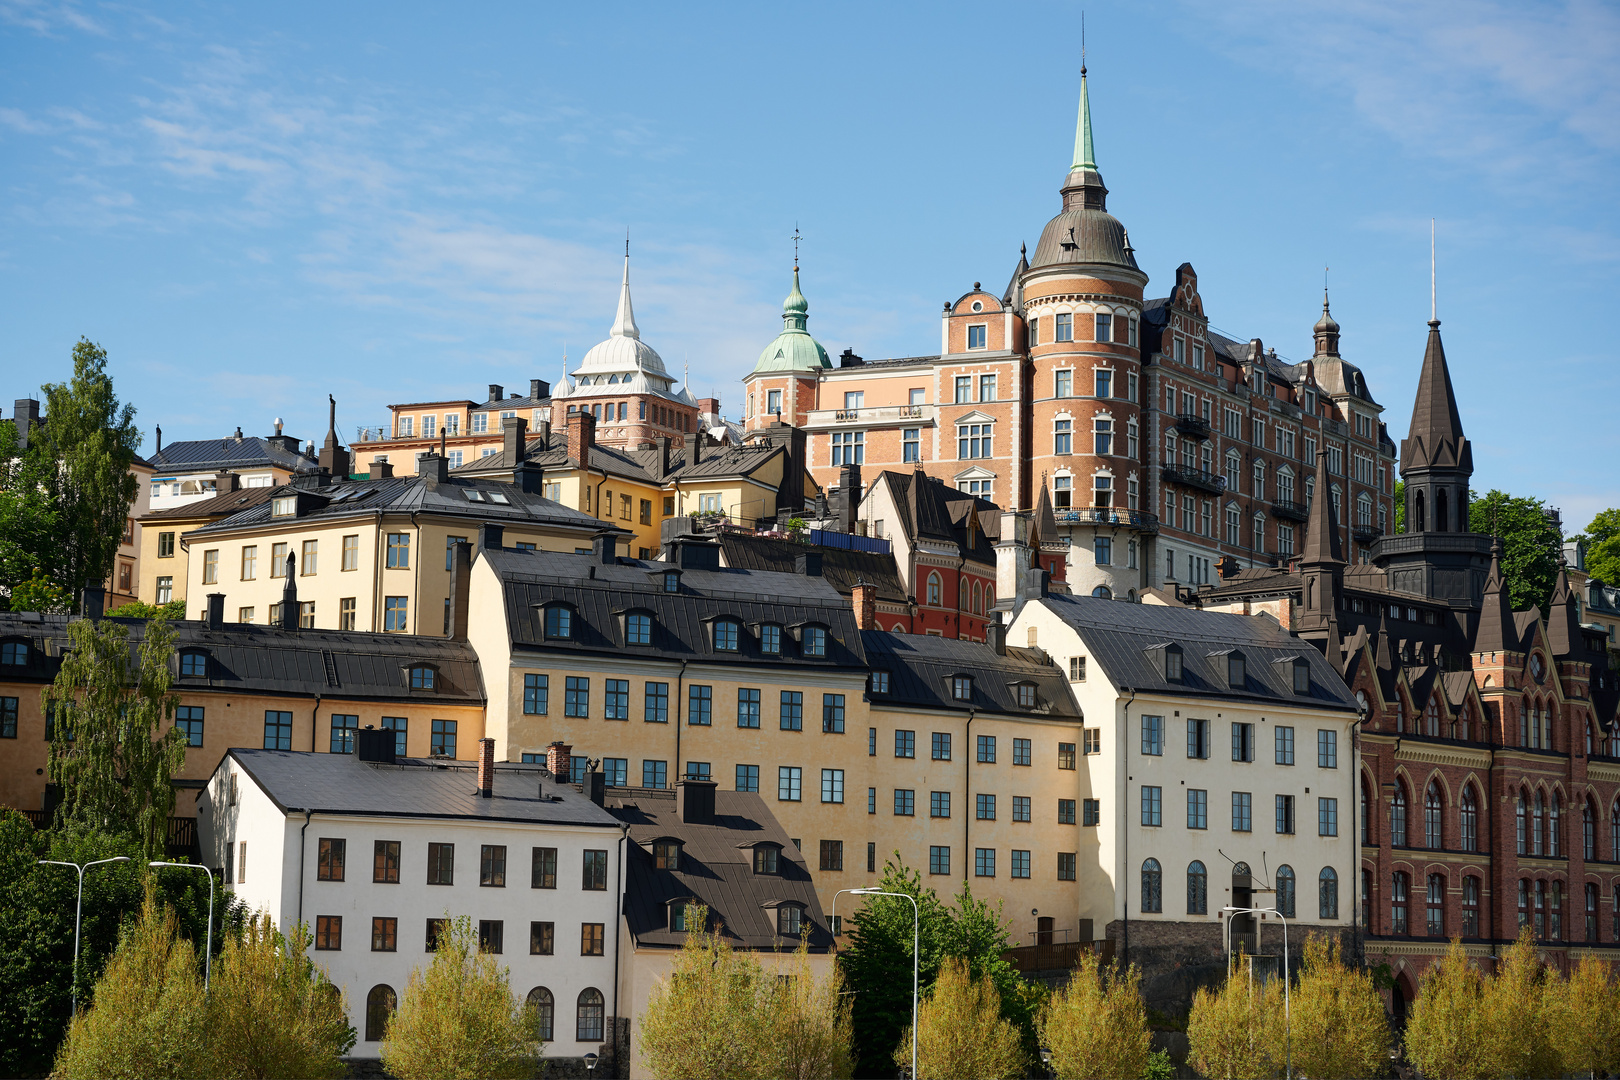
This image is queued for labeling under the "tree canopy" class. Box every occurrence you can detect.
[1469,489,1564,615]
[1574,507,1620,587]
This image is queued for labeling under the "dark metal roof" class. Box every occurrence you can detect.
[719,533,909,605]
[224,748,619,828]
[141,486,276,522]
[609,788,831,951]
[454,437,781,486]
[861,631,1081,719]
[1038,593,1358,712]
[150,436,314,473]
[487,548,867,669]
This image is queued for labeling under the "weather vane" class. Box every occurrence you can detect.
[792,224,802,270]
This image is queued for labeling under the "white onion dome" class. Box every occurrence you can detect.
[577,256,668,376]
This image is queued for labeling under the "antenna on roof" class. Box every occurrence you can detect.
[1430,218,1437,322]
[1081,10,1086,75]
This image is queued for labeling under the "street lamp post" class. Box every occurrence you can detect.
[834,887,919,1080]
[150,861,214,991]
[36,856,131,1014]
[1221,904,1291,1080]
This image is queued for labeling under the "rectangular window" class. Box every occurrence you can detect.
[384,596,408,632]
[427,842,454,885]
[156,576,173,604]
[263,710,293,750]
[931,732,951,761]
[1141,715,1164,755]
[1055,312,1073,342]
[967,324,987,350]
[821,769,844,804]
[1058,742,1076,769]
[1083,799,1100,825]
[1057,798,1077,825]
[430,719,457,757]
[565,677,590,717]
[737,687,761,728]
[240,545,257,580]
[1095,369,1113,398]
[1095,312,1112,342]
[1141,787,1163,826]
[902,428,921,463]
[1058,852,1078,881]
[175,705,204,747]
[644,682,669,724]
[1188,789,1208,830]
[977,734,997,763]
[530,921,554,955]
[201,549,219,584]
[1276,794,1295,835]
[1231,722,1254,762]
[315,915,341,951]
[480,845,507,887]
[822,694,845,733]
[780,691,803,731]
[605,679,629,720]
[301,539,318,576]
[371,916,397,952]
[868,787,876,813]
[954,375,972,403]
[1232,792,1253,832]
[956,423,993,459]
[329,713,358,754]
[581,923,605,956]
[317,837,346,881]
[893,789,915,816]
[642,759,667,789]
[1083,729,1101,755]
[1319,797,1339,836]
[524,847,555,890]
[778,767,802,801]
[339,597,356,630]
[929,846,950,875]
[1318,729,1338,768]
[895,730,915,758]
[819,840,844,872]
[1012,795,1031,822]
[1187,718,1210,759]
[736,764,759,792]
[157,531,176,558]
[1013,738,1032,766]
[688,685,712,726]
[1055,369,1072,397]
[386,533,409,569]
[582,850,608,891]
[1010,850,1031,879]
[930,791,952,818]
[1275,725,1295,765]
[979,374,996,400]
[975,848,996,878]
[976,793,995,820]
[602,757,626,786]
[523,674,549,715]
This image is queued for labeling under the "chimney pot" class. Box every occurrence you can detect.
[503,415,529,464]
[370,458,394,480]
[566,410,596,465]
[477,737,496,797]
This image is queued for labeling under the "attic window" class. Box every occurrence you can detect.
[870,671,890,694]
[760,625,782,655]
[752,844,781,875]
[0,642,28,666]
[663,571,680,594]
[776,904,805,935]
[410,666,436,690]
[1164,645,1184,683]
[652,840,682,871]
[543,606,572,640]
[1227,653,1246,689]
[463,490,486,502]
[626,613,652,646]
[1293,659,1311,695]
[713,619,740,653]
[1016,683,1036,708]
[271,496,296,517]
[951,676,973,702]
[487,492,510,505]
[179,651,207,679]
[670,899,698,932]
[801,626,827,658]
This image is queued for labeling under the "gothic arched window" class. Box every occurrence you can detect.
[1460,785,1479,853]
[1424,782,1443,849]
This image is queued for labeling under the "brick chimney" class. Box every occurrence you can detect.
[566,409,596,466]
[214,470,239,493]
[545,741,572,780]
[698,396,720,416]
[685,430,702,467]
[852,581,877,630]
[477,737,495,798]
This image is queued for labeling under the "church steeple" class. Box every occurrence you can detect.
[1059,66,1108,213]
[610,248,641,341]
[1072,67,1096,171]
[1313,289,1341,357]
[1399,317,1472,534]
[1298,446,1345,647]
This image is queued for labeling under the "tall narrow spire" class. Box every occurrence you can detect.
[1072,68,1096,171]
[1400,316,1470,473]
[1430,218,1436,322]
[1301,448,1345,567]
[610,242,640,341]
[1474,537,1516,653]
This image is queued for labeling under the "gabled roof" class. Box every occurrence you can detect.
[611,788,830,951]
[862,631,1080,719]
[222,749,616,828]
[718,533,908,605]
[880,470,995,563]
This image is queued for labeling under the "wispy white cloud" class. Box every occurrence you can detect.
[0,0,107,37]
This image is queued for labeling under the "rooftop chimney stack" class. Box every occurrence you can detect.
[838,463,862,533]
[566,409,596,466]
[280,555,299,629]
[479,522,504,552]
[370,458,394,480]
[795,551,823,577]
[155,424,163,454]
[447,541,472,640]
[676,778,717,825]
[592,533,617,564]
[81,585,105,622]
[545,741,573,780]
[488,384,503,402]
[503,416,529,464]
[205,593,225,630]
[477,737,496,798]
[319,394,352,480]
[530,379,549,401]
[986,620,1007,655]
[685,431,702,467]
[852,581,877,630]
[12,399,40,451]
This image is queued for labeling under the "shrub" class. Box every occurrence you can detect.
[1186,955,1279,1080]
[899,957,1025,1080]
[382,914,538,1080]
[1038,948,1151,1080]
[1402,940,1489,1080]
[1281,936,1388,1080]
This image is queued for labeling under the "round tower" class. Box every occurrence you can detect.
[743,265,829,431]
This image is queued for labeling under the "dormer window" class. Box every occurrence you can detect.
[0,642,28,667]
[752,844,780,875]
[1227,653,1246,689]
[1164,645,1184,683]
[714,619,740,652]
[1293,659,1311,695]
[802,626,827,658]
[271,496,296,517]
[670,899,698,932]
[951,676,973,702]
[760,625,782,655]
[652,840,682,871]
[626,613,652,646]
[543,606,572,640]
[410,666,436,690]
[776,904,805,935]
[1015,683,1036,708]
[179,651,207,679]
[663,571,680,594]
[870,671,890,694]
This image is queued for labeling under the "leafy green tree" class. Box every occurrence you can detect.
[1393,479,1405,534]
[1477,927,1558,1079]
[106,598,187,620]
[7,567,71,614]
[1186,955,1279,1080]
[0,421,64,608]
[1469,489,1564,615]
[1402,940,1489,1080]
[200,913,354,1078]
[1037,948,1151,1080]
[53,884,208,1080]
[42,613,186,855]
[382,914,538,1080]
[1546,952,1620,1079]
[1280,936,1388,1080]
[1573,507,1620,587]
[766,940,855,1080]
[899,957,1025,1080]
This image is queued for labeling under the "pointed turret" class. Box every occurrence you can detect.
[1301,448,1345,567]
[1030,65,1139,275]
[749,266,830,375]
[1473,537,1517,653]
[1073,67,1097,172]
[318,394,350,480]
[1375,608,1394,671]
[1297,448,1344,643]
[1003,243,1029,308]
[609,253,641,341]
[1313,290,1341,357]
[1401,319,1470,474]
[1547,559,1584,657]
[1058,66,1108,213]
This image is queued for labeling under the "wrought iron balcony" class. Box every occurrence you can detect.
[1271,499,1309,523]
[1352,524,1384,544]
[1052,507,1160,534]
[1174,414,1211,440]
[1160,463,1225,496]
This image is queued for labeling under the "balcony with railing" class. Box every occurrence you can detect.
[1052,506,1160,534]
[1271,499,1309,523]
[1352,523,1384,544]
[1160,462,1225,495]
[803,404,935,430]
[1174,413,1211,440]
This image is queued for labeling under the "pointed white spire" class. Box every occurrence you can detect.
[610,252,640,340]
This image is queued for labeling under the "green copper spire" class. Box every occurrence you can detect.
[783,266,808,326]
[1071,68,1096,171]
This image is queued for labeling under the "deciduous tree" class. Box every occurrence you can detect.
[1470,489,1564,615]
[1402,940,1489,1080]
[766,940,855,1080]
[1037,947,1151,1080]
[1477,927,1558,1079]
[898,957,1025,1080]
[1546,952,1620,1079]
[1186,955,1279,1080]
[1574,506,1620,587]
[638,909,772,1080]
[381,914,538,1080]
[1282,936,1388,1080]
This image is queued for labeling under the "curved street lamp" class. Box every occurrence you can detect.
[1221,904,1291,1080]
[150,861,214,991]
[833,887,919,1080]
[36,856,131,1014]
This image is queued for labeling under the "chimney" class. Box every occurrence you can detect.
[587,769,606,807]
[532,418,551,449]
[838,463,862,533]
[80,585,105,621]
[356,726,396,764]
[319,394,351,479]
[545,741,573,780]
[656,436,672,480]
[566,409,596,466]
[986,620,1007,655]
[676,778,717,825]
[530,379,550,401]
[592,533,617,564]
[214,470,239,493]
[503,415,529,463]
[280,555,299,629]
[422,452,450,488]
[479,522,504,552]
[369,458,393,480]
[488,384,503,402]
[12,399,40,451]
[477,737,496,798]
[698,396,720,416]
[995,510,1033,617]
[155,424,163,454]
[233,426,243,442]
[852,581,877,631]
[685,431,702,467]
[447,541,472,639]
[795,551,823,577]
[205,593,225,630]
[774,423,807,517]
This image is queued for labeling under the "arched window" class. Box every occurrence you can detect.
[1391,871,1409,934]
[958,578,969,613]
[1551,881,1564,940]
[1414,489,1426,532]
[1424,695,1440,737]
[1436,487,1449,532]
[1517,791,1529,855]
[927,572,942,607]
[528,987,554,1042]
[1187,861,1207,915]
[1456,703,1470,742]
[1586,883,1599,943]
[1517,879,1530,930]
[1519,698,1530,746]
[1092,586,1112,599]
[576,988,605,1042]
[1533,791,1546,856]
[365,984,397,1042]
[971,582,982,615]
[1534,880,1547,939]
[1549,792,1561,857]
[1390,783,1408,847]
[984,585,994,609]
[1277,865,1296,918]
[1424,782,1443,849]
[1361,776,1373,844]
[1460,785,1478,853]
[1141,859,1162,913]
[1612,799,1620,862]
[1319,867,1339,920]
[1426,874,1445,937]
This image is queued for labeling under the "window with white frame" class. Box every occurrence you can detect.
[1053,419,1072,455]
[958,422,993,459]
[1055,312,1073,342]
[1054,370,1072,398]
[1095,370,1112,398]
[1093,418,1112,455]
[1095,312,1112,342]
[967,325,987,350]
[1224,450,1241,490]
[902,428,920,463]
[1094,475,1112,508]
[1127,419,1139,457]
[1253,514,1267,552]
[1053,475,1072,509]
[831,431,864,466]
[843,391,864,410]
[1278,523,1294,555]
[1225,505,1241,545]
[1252,461,1266,500]
[978,375,996,401]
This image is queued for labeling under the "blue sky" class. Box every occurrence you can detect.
[2,0,1615,532]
